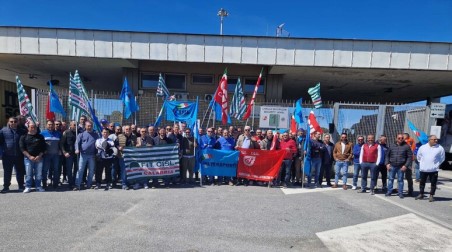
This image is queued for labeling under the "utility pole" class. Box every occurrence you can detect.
[218,8,229,35]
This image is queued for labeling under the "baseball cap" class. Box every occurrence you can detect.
[100,119,109,124]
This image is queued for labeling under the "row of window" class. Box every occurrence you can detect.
[141,73,265,94]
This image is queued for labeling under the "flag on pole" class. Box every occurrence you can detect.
[270,131,279,150]
[308,110,323,134]
[154,100,166,127]
[16,76,38,125]
[120,77,139,119]
[49,82,66,117]
[70,70,102,133]
[46,93,55,121]
[229,78,247,120]
[308,83,322,108]
[290,115,297,133]
[242,68,263,120]
[407,120,429,145]
[213,68,229,125]
[303,123,311,175]
[294,98,304,124]
[156,73,175,100]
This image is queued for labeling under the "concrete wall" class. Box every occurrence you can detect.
[1,27,451,71]
[0,80,20,127]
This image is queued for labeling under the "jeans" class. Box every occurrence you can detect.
[405,168,413,193]
[378,164,387,187]
[24,157,43,189]
[2,154,25,189]
[387,165,405,195]
[65,155,78,187]
[353,163,362,187]
[308,158,322,185]
[419,171,438,195]
[75,154,96,188]
[334,161,349,185]
[277,159,293,185]
[414,161,420,181]
[118,157,127,186]
[43,154,60,186]
[96,158,113,186]
[360,162,378,190]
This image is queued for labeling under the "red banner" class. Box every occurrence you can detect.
[237,148,286,182]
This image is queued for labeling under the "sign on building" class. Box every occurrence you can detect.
[430,103,446,118]
[259,106,289,129]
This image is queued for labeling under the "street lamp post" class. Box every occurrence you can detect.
[217,8,229,35]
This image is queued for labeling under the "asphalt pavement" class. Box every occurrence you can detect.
[0,161,451,252]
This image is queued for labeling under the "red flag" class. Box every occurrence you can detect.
[242,68,263,120]
[290,115,297,133]
[308,110,322,134]
[237,148,286,182]
[214,69,228,125]
[46,92,55,121]
[270,131,279,150]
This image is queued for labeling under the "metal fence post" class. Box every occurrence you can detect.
[376,105,386,138]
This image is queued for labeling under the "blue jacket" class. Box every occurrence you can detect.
[200,135,216,149]
[0,126,26,156]
[75,131,98,155]
[215,136,235,150]
[378,143,388,165]
[353,143,363,164]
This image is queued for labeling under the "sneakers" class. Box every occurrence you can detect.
[370,190,375,195]
[342,185,347,190]
[398,194,404,199]
[122,186,129,190]
[228,181,234,186]
[429,195,434,202]
[144,185,149,189]
[36,187,45,192]
[73,187,79,191]
[415,194,424,200]
[23,188,31,193]
[352,186,357,190]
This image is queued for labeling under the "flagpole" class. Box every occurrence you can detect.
[251,101,255,130]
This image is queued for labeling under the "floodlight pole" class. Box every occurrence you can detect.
[218,8,229,35]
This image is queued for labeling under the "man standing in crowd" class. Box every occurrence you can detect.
[20,123,46,193]
[41,120,62,189]
[308,131,324,188]
[214,129,236,185]
[402,133,416,197]
[77,115,87,133]
[293,129,305,186]
[74,121,98,191]
[235,125,260,186]
[0,117,26,192]
[359,134,382,195]
[352,136,365,190]
[377,135,389,192]
[117,125,137,190]
[260,130,280,150]
[385,134,413,198]
[181,128,196,185]
[95,129,116,190]
[200,127,216,185]
[148,125,157,138]
[416,135,445,202]
[277,132,297,188]
[320,133,334,187]
[60,121,78,189]
[137,127,154,147]
[153,127,173,187]
[333,133,353,190]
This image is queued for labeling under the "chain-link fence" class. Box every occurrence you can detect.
[34,88,431,146]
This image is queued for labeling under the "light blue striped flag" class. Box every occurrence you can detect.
[308,83,322,108]
[230,78,247,120]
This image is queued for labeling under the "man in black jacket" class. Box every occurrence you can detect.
[0,117,26,192]
[385,134,413,198]
[60,121,78,189]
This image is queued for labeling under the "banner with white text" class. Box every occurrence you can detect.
[123,144,180,183]
[200,149,239,177]
[237,148,286,182]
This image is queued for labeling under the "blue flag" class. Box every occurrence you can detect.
[154,100,166,127]
[212,99,232,124]
[303,123,311,175]
[407,120,429,145]
[87,101,102,134]
[192,97,200,141]
[294,98,304,124]
[49,82,66,117]
[120,77,139,119]
[165,100,197,127]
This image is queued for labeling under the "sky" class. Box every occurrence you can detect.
[0,0,451,42]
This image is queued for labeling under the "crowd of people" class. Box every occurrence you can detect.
[0,115,445,202]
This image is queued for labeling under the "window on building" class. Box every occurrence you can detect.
[192,74,214,85]
[141,73,159,89]
[226,76,240,92]
[141,73,186,91]
[226,76,265,94]
[165,74,186,91]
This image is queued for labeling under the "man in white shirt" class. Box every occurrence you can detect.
[415,135,445,202]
